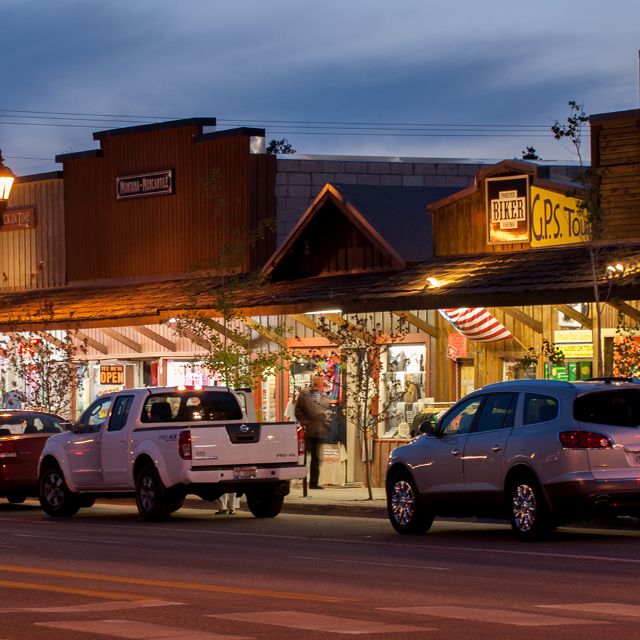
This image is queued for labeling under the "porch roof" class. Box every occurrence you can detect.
[0,243,638,331]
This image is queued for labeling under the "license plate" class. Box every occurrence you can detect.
[234,466,257,480]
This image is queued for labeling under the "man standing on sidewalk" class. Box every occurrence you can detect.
[294,374,331,489]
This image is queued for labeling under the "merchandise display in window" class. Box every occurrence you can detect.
[381,344,427,438]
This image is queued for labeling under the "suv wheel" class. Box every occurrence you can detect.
[387,471,433,534]
[39,463,80,517]
[509,475,556,541]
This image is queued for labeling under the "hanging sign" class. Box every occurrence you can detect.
[100,364,125,385]
[116,170,173,200]
[486,176,530,244]
[447,333,468,361]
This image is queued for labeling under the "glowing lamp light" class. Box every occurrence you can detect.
[425,277,443,288]
[0,149,15,214]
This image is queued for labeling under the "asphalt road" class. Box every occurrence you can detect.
[2,500,640,639]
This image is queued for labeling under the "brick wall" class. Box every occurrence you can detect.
[275,156,582,244]
[275,156,487,243]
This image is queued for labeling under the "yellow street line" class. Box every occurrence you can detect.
[0,564,349,603]
[0,579,145,601]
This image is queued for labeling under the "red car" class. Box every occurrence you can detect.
[0,410,70,504]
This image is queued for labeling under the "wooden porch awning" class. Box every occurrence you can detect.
[0,243,638,331]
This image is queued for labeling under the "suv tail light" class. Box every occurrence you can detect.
[559,431,613,449]
[178,430,192,460]
[0,440,17,458]
[297,425,305,459]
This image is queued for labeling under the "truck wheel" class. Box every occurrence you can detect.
[246,489,284,518]
[39,463,80,517]
[135,464,172,522]
[79,496,95,509]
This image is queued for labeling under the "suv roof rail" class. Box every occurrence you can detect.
[585,377,640,384]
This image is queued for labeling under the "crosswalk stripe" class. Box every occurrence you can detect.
[380,606,607,627]
[35,619,251,639]
[538,603,640,617]
[208,610,432,634]
[0,599,181,613]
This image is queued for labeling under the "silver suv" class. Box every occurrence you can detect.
[386,378,640,540]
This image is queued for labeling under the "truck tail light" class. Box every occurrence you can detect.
[297,425,305,460]
[178,430,192,460]
[559,431,613,449]
[0,440,17,458]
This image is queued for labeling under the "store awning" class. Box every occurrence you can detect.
[0,243,638,331]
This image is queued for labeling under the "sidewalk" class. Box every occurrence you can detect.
[281,483,387,519]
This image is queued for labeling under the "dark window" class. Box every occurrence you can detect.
[523,394,559,425]
[109,396,134,432]
[474,393,517,432]
[574,390,640,427]
[439,397,483,435]
[141,391,243,423]
[78,397,113,432]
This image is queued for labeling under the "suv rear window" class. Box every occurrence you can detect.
[523,394,559,425]
[574,389,640,427]
[141,390,243,423]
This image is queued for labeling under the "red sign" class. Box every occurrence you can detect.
[1,207,36,231]
[447,333,468,360]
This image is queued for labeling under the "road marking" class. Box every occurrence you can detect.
[0,579,146,601]
[290,555,451,571]
[0,599,181,613]
[36,619,251,639]
[538,603,640,617]
[381,606,607,627]
[209,611,431,634]
[16,533,126,545]
[0,564,349,603]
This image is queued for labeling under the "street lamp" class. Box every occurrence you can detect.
[0,149,15,216]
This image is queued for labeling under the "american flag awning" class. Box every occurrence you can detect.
[439,308,513,342]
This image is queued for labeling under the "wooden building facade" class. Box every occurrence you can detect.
[0,172,65,292]
[57,119,277,285]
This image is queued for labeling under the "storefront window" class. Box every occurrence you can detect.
[381,344,426,438]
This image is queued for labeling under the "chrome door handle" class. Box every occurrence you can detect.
[491,446,502,452]
[450,449,462,456]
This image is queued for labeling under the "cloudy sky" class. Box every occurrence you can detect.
[2,0,639,175]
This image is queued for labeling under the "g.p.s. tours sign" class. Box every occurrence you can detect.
[116,170,173,200]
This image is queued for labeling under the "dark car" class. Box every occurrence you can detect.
[0,410,70,503]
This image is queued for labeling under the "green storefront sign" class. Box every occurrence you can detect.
[544,361,592,381]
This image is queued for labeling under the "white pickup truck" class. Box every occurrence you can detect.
[38,385,306,521]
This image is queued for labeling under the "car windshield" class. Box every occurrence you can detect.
[0,413,64,434]
[141,390,243,423]
[574,389,640,427]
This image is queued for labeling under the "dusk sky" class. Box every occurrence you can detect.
[2,0,639,176]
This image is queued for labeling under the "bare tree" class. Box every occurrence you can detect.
[0,303,87,417]
[317,313,409,499]
[552,101,609,375]
[174,168,290,391]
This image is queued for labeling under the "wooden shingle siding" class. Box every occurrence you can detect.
[0,177,65,291]
[591,111,640,242]
[432,189,529,256]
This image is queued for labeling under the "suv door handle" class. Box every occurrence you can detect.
[450,449,462,456]
[491,446,502,452]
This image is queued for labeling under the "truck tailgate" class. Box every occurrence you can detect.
[189,422,300,467]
